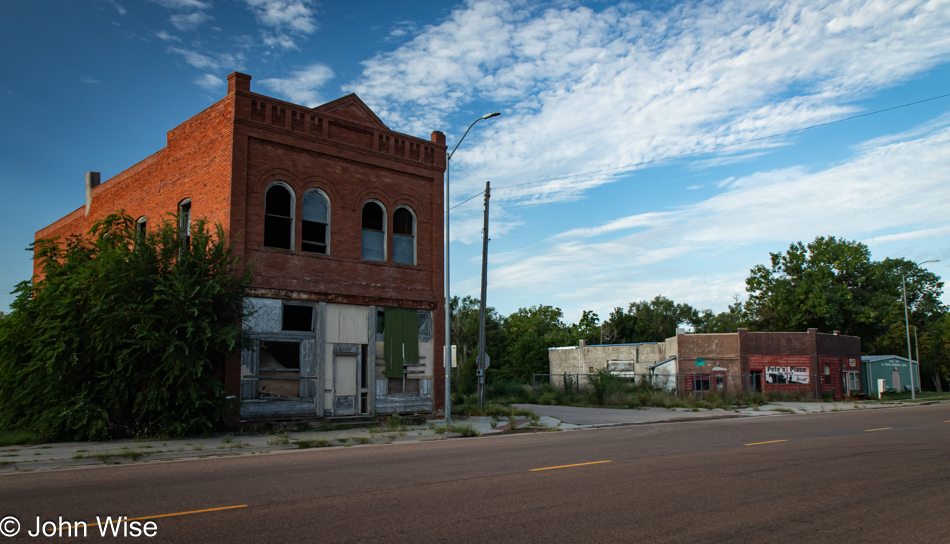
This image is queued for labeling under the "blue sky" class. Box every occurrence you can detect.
[2,0,949,324]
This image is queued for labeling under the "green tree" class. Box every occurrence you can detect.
[745,236,945,355]
[0,213,251,440]
[576,310,602,345]
[601,296,699,343]
[498,305,569,383]
[449,296,506,394]
[693,296,749,333]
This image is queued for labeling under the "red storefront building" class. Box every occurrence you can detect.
[35,73,447,420]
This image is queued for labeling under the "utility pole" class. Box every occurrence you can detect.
[476,181,490,408]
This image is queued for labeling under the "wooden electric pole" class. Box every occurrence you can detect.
[477,181,490,408]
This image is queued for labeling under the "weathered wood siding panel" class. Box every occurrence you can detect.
[326,303,369,344]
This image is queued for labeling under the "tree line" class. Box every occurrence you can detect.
[453,236,949,393]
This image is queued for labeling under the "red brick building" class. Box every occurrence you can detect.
[550,328,862,400]
[35,72,447,420]
[670,328,862,400]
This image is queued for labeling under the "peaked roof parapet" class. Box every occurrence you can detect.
[313,94,390,131]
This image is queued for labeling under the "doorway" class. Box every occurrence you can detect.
[333,353,359,416]
[750,371,762,393]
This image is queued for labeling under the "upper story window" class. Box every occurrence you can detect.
[264,183,294,250]
[361,201,385,261]
[393,206,416,265]
[301,189,329,254]
[178,199,191,248]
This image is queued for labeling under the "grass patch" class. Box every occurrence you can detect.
[431,423,480,437]
[72,450,146,463]
[0,429,40,447]
[266,431,290,446]
[293,439,331,449]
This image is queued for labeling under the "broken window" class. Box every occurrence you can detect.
[136,216,147,241]
[393,206,415,265]
[264,183,293,250]
[417,311,432,341]
[301,189,329,254]
[361,201,385,261]
[178,199,191,248]
[282,304,313,332]
[257,341,301,398]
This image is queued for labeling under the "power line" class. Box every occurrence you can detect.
[448,91,950,208]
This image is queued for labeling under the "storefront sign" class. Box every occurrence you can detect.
[765,366,810,385]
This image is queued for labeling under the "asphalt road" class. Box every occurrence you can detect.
[1,404,948,543]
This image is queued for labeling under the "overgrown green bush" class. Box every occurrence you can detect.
[0,213,251,441]
[586,369,631,405]
[485,379,529,402]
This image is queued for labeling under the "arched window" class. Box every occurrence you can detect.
[301,190,329,254]
[361,201,385,261]
[136,216,148,240]
[393,206,416,265]
[264,183,294,250]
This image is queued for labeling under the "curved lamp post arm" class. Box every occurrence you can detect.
[449,112,500,160]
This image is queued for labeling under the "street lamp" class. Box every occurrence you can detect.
[444,112,500,422]
[903,259,939,400]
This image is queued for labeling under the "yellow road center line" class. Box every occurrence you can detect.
[744,439,788,446]
[72,505,248,530]
[865,427,892,432]
[531,460,611,472]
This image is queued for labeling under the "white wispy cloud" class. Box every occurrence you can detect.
[243,0,318,50]
[167,47,243,71]
[149,0,211,9]
[259,64,336,107]
[80,76,100,85]
[170,11,214,31]
[194,73,224,91]
[154,30,181,42]
[105,0,126,15]
[347,0,950,206]
[149,0,214,30]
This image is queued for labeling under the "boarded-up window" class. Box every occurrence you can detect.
[265,184,293,249]
[258,341,300,398]
[393,207,415,265]
[383,308,419,379]
[302,190,329,254]
[361,201,385,261]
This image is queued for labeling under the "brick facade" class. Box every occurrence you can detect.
[35,72,448,418]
